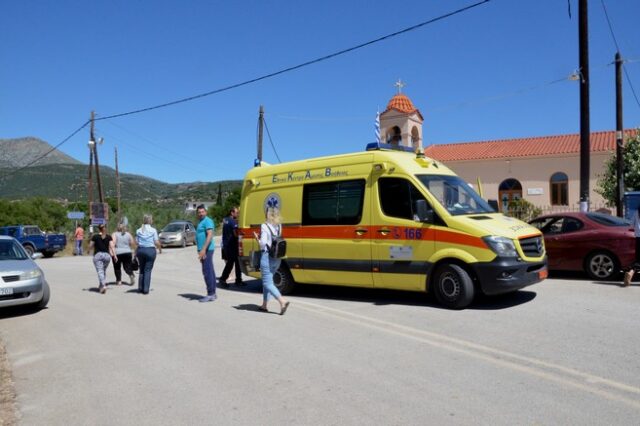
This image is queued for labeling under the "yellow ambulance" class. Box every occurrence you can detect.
[238,143,547,309]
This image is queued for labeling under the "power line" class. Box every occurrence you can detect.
[600,0,640,111]
[599,0,620,52]
[262,118,281,163]
[95,0,491,121]
[0,121,90,181]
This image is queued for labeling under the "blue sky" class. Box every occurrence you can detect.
[2,0,639,184]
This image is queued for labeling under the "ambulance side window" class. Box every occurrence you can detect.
[378,177,428,220]
[302,179,365,225]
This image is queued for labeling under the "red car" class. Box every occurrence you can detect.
[529,212,634,280]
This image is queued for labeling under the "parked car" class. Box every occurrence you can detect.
[159,221,196,248]
[528,212,634,280]
[0,236,50,309]
[0,225,67,258]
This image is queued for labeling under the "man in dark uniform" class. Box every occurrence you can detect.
[219,206,243,287]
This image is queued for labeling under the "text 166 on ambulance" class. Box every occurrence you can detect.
[238,143,547,309]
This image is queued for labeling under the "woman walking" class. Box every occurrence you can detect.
[136,214,162,294]
[89,224,116,294]
[257,207,290,315]
[112,224,136,286]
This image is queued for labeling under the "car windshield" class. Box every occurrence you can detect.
[417,174,495,216]
[0,240,29,260]
[587,212,630,227]
[162,224,184,232]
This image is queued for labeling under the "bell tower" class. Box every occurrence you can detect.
[379,80,424,150]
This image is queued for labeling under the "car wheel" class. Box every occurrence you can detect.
[432,263,475,309]
[181,235,186,248]
[273,263,296,295]
[585,251,620,281]
[37,281,50,309]
[23,244,35,257]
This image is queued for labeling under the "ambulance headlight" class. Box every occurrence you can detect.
[482,236,518,258]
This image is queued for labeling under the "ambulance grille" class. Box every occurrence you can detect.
[519,236,544,257]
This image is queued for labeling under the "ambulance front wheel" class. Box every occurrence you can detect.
[274,263,295,295]
[432,263,475,309]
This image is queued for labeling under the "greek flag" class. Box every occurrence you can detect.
[374,111,381,144]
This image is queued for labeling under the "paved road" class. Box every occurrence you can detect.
[1,246,640,425]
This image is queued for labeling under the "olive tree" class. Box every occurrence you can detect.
[596,129,640,205]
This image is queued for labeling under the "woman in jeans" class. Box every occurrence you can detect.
[89,224,116,294]
[257,207,290,315]
[135,214,161,294]
[112,224,136,286]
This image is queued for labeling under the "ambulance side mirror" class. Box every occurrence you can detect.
[414,199,433,223]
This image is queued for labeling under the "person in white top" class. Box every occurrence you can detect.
[255,207,290,315]
[623,208,640,287]
[112,224,136,286]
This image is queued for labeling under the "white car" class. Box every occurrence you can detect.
[0,236,50,310]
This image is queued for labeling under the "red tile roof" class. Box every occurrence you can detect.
[383,93,424,120]
[423,129,639,162]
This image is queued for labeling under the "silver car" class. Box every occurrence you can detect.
[159,221,196,248]
[0,236,50,309]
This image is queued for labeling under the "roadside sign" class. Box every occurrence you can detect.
[91,218,107,225]
[67,211,85,220]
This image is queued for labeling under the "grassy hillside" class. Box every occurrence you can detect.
[0,164,241,202]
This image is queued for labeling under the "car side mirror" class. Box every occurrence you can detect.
[414,199,434,223]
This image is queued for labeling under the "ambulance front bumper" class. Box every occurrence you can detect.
[472,257,547,295]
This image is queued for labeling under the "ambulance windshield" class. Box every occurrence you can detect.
[417,175,494,216]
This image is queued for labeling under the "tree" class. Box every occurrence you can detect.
[596,129,640,205]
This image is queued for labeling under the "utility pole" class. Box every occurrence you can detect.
[88,146,93,213]
[89,111,105,203]
[115,146,121,221]
[615,52,625,217]
[257,105,264,165]
[578,0,591,212]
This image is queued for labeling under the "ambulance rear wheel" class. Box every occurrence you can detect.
[274,263,295,295]
[433,263,474,309]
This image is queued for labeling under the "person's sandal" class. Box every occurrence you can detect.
[258,306,268,312]
[280,301,290,316]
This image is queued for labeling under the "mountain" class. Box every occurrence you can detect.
[0,137,241,201]
[0,137,82,168]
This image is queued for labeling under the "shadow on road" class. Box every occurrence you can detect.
[226,281,537,311]
[232,303,277,314]
[178,293,204,301]
[549,270,631,287]
[0,305,46,320]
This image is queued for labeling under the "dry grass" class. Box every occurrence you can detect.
[0,338,18,425]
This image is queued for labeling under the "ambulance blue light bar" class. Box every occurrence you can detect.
[365,142,415,153]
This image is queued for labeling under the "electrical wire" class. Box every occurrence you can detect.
[0,121,90,181]
[262,118,281,163]
[94,0,491,121]
[103,120,214,170]
[600,0,640,110]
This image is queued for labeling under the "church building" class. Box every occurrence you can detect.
[378,89,636,212]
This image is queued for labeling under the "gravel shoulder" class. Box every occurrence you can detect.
[0,337,18,426]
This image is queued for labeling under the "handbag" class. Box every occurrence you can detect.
[250,250,261,271]
[131,255,140,272]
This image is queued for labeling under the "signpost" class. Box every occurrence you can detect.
[67,211,85,220]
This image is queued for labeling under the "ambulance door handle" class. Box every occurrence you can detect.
[355,228,368,235]
[377,228,391,235]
